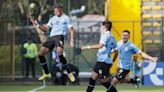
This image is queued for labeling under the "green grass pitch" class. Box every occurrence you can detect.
[0,84,164,92]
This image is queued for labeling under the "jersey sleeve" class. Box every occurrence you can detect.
[99,33,108,45]
[66,16,73,28]
[47,18,53,28]
[114,41,120,50]
[131,43,141,54]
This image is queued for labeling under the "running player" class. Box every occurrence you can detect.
[30,3,75,82]
[81,21,117,92]
[107,30,158,92]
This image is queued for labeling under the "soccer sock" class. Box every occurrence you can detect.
[102,82,110,89]
[106,84,117,92]
[38,55,49,74]
[86,78,96,92]
[59,55,67,65]
[128,78,137,83]
[59,55,70,73]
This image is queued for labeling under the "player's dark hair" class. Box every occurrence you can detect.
[54,3,63,9]
[122,30,130,34]
[102,20,112,31]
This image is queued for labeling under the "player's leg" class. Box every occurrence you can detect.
[120,76,140,88]
[86,62,102,92]
[100,63,112,89]
[38,37,55,80]
[101,63,117,92]
[55,35,75,82]
[86,71,98,92]
[38,47,51,80]
[106,77,118,92]
[56,46,75,82]
[107,68,130,92]
[121,77,137,83]
[127,72,141,87]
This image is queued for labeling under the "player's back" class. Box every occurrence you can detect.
[97,31,117,64]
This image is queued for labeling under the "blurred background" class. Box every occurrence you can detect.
[0,0,164,88]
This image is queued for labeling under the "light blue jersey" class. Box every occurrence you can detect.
[47,14,73,37]
[116,40,140,70]
[97,31,117,64]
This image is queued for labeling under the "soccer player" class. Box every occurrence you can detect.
[81,21,117,92]
[30,3,75,82]
[107,30,158,92]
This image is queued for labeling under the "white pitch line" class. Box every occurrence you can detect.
[28,85,46,92]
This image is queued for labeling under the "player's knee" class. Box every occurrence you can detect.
[56,47,64,55]
[38,48,49,56]
[90,71,99,80]
[115,74,125,81]
[91,76,97,80]
[100,77,110,83]
[101,77,111,89]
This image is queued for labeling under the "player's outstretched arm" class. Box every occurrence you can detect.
[140,51,158,62]
[81,43,104,50]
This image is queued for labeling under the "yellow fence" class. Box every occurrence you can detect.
[0,20,16,80]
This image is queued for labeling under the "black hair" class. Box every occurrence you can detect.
[54,3,63,8]
[122,30,130,34]
[102,20,112,31]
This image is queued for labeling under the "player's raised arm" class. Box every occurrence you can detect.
[29,16,48,32]
[38,24,49,32]
[139,51,158,62]
[35,22,48,32]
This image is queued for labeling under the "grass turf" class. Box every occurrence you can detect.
[0,84,164,92]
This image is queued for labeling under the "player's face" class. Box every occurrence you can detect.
[121,32,130,43]
[54,8,63,16]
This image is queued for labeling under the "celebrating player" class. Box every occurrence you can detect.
[107,30,158,92]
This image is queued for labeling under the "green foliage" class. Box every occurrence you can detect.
[0,0,105,25]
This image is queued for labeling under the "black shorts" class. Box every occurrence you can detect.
[114,68,130,81]
[93,62,112,77]
[42,35,64,50]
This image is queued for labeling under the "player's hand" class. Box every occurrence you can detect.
[81,46,90,50]
[81,46,86,50]
[29,16,39,26]
[152,57,158,62]
[70,40,74,48]
[29,16,35,24]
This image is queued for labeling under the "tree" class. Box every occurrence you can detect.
[0,0,105,25]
